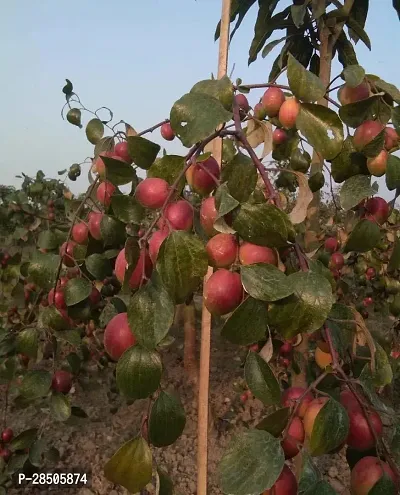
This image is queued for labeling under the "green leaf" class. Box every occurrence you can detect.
[373,343,393,387]
[148,155,186,191]
[170,92,232,148]
[221,153,257,203]
[336,31,359,68]
[100,215,126,247]
[240,263,294,301]
[369,474,396,495]
[158,467,174,495]
[358,365,394,415]
[256,407,290,436]
[344,219,381,252]
[363,129,385,158]
[29,438,47,467]
[56,329,81,347]
[339,94,381,128]
[394,0,400,19]
[85,118,104,145]
[10,428,38,452]
[391,422,400,466]
[100,156,135,186]
[339,175,376,210]
[104,436,152,493]
[111,195,144,224]
[50,393,71,422]
[309,399,349,456]
[291,3,308,28]
[62,79,73,95]
[16,329,38,359]
[392,106,400,133]
[37,230,59,250]
[28,251,60,290]
[94,136,114,157]
[191,75,234,111]
[287,53,326,103]
[7,453,28,474]
[331,136,368,183]
[244,352,280,405]
[299,452,322,493]
[261,36,287,58]
[304,480,337,495]
[297,103,344,160]
[128,276,175,349]
[221,297,268,345]
[66,108,82,128]
[20,370,52,400]
[127,136,160,170]
[38,306,68,331]
[149,391,186,447]
[218,429,285,495]
[215,0,257,41]
[386,155,400,191]
[85,253,112,280]
[116,345,162,399]
[343,64,366,87]
[157,231,208,303]
[389,237,400,272]
[215,183,240,217]
[64,278,92,306]
[346,16,371,50]
[367,75,400,104]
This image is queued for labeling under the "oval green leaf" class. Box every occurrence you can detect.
[221,152,257,203]
[85,253,112,280]
[221,297,268,345]
[64,278,92,306]
[127,135,160,170]
[50,393,71,422]
[241,263,294,302]
[149,391,186,447]
[344,219,381,253]
[20,370,52,400]
[287,53,326,102]
[111,195,144,224]
[244,352,281,405]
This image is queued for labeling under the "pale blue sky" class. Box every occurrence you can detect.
[1,1,399,196]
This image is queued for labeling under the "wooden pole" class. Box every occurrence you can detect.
[197,1,231,494]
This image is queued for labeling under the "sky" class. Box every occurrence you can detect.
[1,0,399,198]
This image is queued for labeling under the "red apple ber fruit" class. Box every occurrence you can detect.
[115,248,153,290]
[162,200,194,231]
[324,237,339,253]
[347,408,382,451]
[366,267,376,280]
[51,370,73,394]
[235,93,250,112]
[1,428,13,443]
[135,178,170,209]
[351,456,396,495]
[364,196,390,224]
[148,230,169,264]
[367,150,388,177]
[282,387,314,418]
[239,242,278,266]
[48,288,66,310]
[185,156,220,196]
[262,465,297,495]
[337,82,369,105]
[88,212,103,240]
[384,127,399,151]
[0,448,11,461]
[204,269,243,316]
[89,287,101,305]
[114,141,132,163]
[60,241,76,267]
[272,128,288,145]
[261,87,286,117]
[279,341,293,356]
[353,120,384,151]
[206,234,238,268]
[104,312,136,361]
[72,222,89,244]
[278,98,300,129]
[94,151,125,177]
[330,252,344,270]
[200,197,218,237]
[303,397,329,437]
[96,181,116,207]
[254,102,267,120]
[281,416,305,459]
[160,122,175,141]
[363,296,373,307]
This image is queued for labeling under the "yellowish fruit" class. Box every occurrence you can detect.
[315,347,333,369]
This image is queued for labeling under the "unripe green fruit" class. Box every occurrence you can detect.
[290,149,311,173]
[354,260,368,275]
[308,171,325,192]
[385,277,400,295]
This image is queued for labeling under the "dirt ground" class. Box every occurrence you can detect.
[5,316,352,495]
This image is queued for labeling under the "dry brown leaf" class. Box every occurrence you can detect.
[304,230,320,250]
[387,231,395,242]
[278,192,288,210]
[245,118,273,158]
[291,334,303,347]
[204,140,216,154]
[351,306,376,372]
[326,216,334,227]
[125,123,138,137]
[259,328,273,363]
[288,171,313,224]
[63,189,73,200]
[337,228,348,245]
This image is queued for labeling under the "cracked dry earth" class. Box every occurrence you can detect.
[5,320,351,495]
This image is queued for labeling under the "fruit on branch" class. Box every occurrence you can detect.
[261,87,286,117]
[282,387,314,418]
[72,222,89,244]
[362,296,373,307]
[330,252,345,270]
[51,370,73,394]
[350,456,396,495]
[0,448,11,461]
[315,347,333,369]
[88,212,103,241]
[48,288,66,310]
[384,127,399,150]
[204,269,243,316]
[262,465,297,495]
[1,428,13,443]
[89,287,101,305]
[364,197,389,224]
[281,416,305,459]
[135,178,170,209]
[206,234,238,268]
[353,120,384,151]
[114,141,132,163]
[200,197,218,237]
[346,408,383,451]
[367,150,388,177]
[96,181,116,207]
[366,267,376,280]
[239,242,278,266]
[254,102,267,120]
[160,122,175,141]
[272,128,288,145]
[148,230,168,264]
[337,82,369,105]
[115,248,152,289]
[340,388,359,411]
[235,93,250,112]
[384,276,400,295]
[94,152,125,177]
[324,237,339,253]
[303,397,329,437]
[185,156,220,196]
[104,312,136,361]
[60,241,77,267]
[279,341,293,356]
[280,357,290,368]
[162,200,194,231]
[278,98,300,129]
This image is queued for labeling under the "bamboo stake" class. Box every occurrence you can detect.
[197,1,231,493]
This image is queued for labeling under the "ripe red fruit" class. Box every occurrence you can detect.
[261,87,286,117]
[351,456,396,495]
[185,157,220,196]
[163,200,193,231]
[280,341,293,356]
[51,370,73,394]
[391,350,400,359]
[338,82,369,105]
[263,465,297,495]
[239,242,278,266]
[365,196,390,224]
[366,267,376,280]
[200,197,218,237]
[330,252,344,270]
[280,357,290,368]
[89,287,101,305]
[272,128,288,145]
[347,409,383,451]
[104,312,136,361]
[88,212,103,240]
[254,102,267,120]
[363,296,373,307]
[47,199,55,207]
[115,248,152,289]
[340,389,360,412]
[278,98,300,129]
[384,127,399,151]
[94,151,124,177]
[1,428,13,443]
[281,417,305,459]
[353,120,384,150]
[367,150,388,177]
[148,230,168,264]
[60,241,76,267]
[235,93,250,112]
[48,288,66,310]
[206,234,238,268]
[48,212,55,221]
[204,269,243,316]
[282,387,314,418]
[114,141,131,163]
[303,397,329,437]
[160,122,175,141]
[135,178,170,209]
[0,448,11,461]
[72,222,89,244]
[96,181,116,207]
[324,237,339,253]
